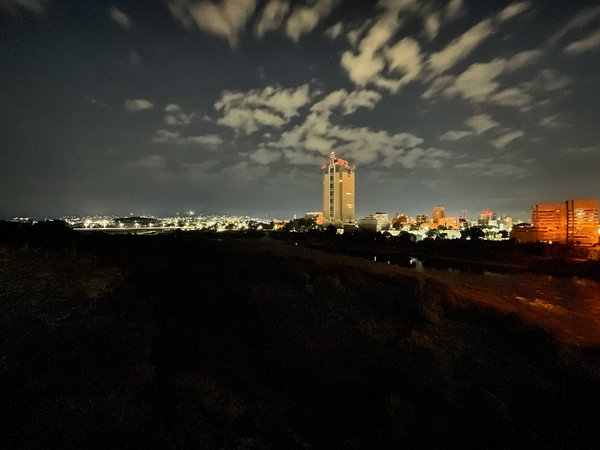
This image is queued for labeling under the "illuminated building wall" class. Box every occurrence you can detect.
[416,214,428,225]
[510,223,538,243]
[322,152,355,226]
[432,205,445,223]
[439,217,459,229]
[566,199,599,246]
[305,211,324,226]
[532,203,567,243]
[374,212,390,230]
[479,210,493,226]
[513,198,598,245]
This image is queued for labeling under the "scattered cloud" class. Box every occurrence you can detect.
[125,155,176,182]
[538,115,564,129]
[310,89,381,115]
[182,160,220,183]
[421,75,454,99]
[497,1,531,23]
[436,51,557,109]
[564,28,600,55]
[129,50,141,65]
[505,49,543,71]
[560,146,596,156]
[428,18,494,75]
[131,154,167,170]
[152,129,223,147]
[439,130,473,141]
[340,8,423,93]
[428,2,531,75]
[445,0,464,22]
[214,84,311,134]
[164,104,194,126]
[424,12,441,41]
[444,58,505,102]
[242,84,452,170]
[221,161,269,182]
[1,0,45,14]
[465,114,499,134]
[109,7,130,29]
[548,5,600,46]
[521,69,570,92]
[488,87,533,109]
[186,135,224,147]
[167,0,256,48]
[285,0,339,42]
[383,37,423,87]
[490,130,525,149]
[346,21,372,47]
[254,0,289,38]
[437,113,500,142]
[124,98,154,111]
[249,147,282,165]
[279,148,321,165]
[340,16,397,87]
[151,129,179,143]
[454,158,529,177]
[325,22,343,39]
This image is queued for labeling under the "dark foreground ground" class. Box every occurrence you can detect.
[1,230,600,448]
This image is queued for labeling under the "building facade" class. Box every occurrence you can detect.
[439,217,460,229]
[512,198,599,245]
[322,152,355,227]
[478,210,494,226]
[416,214,428,226]
[531,202,567,243]
[432,205,445,223]
[305,211,324,226]
[566,199,599,246]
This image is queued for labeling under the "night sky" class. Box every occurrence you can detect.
[1,0,599,220]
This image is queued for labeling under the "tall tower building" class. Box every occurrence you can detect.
[566,199,599,245]
[432,205,445,224]
[322,152,355,226]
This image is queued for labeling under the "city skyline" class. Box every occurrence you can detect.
[1,0,600,219]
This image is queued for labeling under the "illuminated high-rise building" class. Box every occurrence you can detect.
[566,199,599,246]
[532,203,567,243]
[514,198,599,245]
[322,152,355,226]
[432,205,445,223]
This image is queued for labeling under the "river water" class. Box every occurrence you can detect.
[406,258,600,346]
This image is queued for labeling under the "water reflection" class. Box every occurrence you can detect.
[363,251,600,344]
[406,257,600,307]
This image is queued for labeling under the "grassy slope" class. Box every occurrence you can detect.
[1,235,600,448]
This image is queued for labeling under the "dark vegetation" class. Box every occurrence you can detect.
[278,228,600,279]
[1,222,600,448]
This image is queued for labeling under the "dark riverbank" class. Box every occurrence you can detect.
[1,228,600,447]
[281,230,600,280]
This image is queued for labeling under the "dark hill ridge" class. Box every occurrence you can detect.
[1,234,600,448]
